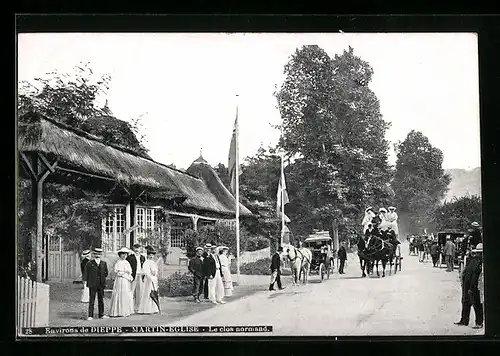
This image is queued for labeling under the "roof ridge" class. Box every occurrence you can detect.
[19,111,202,181]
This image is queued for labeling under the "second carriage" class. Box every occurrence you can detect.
[302,231,336,282]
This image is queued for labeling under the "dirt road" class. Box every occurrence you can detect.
[167,242,483,336]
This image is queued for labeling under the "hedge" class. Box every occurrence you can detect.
[159,271,194,297]
[245,236,270,252]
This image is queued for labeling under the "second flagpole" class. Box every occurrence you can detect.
[235,95,240,285]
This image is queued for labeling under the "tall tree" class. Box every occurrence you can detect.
[392,130,451,233]
[275,45,393,236]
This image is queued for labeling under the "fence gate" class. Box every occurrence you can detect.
[47,234,79,281]
[17,276,50,332]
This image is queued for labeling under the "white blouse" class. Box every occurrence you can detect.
[114,259,133,281]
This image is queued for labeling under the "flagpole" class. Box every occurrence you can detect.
[281,152,285,247]
[235,95,241,284]
[280,125,285,247]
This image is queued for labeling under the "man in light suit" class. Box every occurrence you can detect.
[82,247,109,320]
[126,244,146,312]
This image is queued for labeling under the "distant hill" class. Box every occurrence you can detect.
[443,167,482,202]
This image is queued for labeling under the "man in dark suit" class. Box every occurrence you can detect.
[201,243,212,300]
[337,241,348,274]
[269,246,285,291]
[455,243,483,329]
[82,247,108,320]
[189,247,205,302]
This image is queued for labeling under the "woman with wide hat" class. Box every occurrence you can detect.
[137,247,160,314]
[109,247,134,317]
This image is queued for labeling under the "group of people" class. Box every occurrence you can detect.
[80,244,160,320]
[188,243,233,304]
[362,206,399,237]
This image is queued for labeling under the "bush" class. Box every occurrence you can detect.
[159,271,194,297]
[245,236,270,252]
[230,258,292,276]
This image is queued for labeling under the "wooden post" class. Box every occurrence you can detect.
[191,215,199,232]
[125,202,131,249]
[130,200,136,247]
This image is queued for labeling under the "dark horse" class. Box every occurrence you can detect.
[358,234,397,278]
[356,236,371,278]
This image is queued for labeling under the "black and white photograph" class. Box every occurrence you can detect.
[16,32,483,337]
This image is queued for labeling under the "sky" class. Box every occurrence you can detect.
[17,33,481,171]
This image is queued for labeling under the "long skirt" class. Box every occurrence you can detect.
[208,270,225,302]
[137,276,159,314]
[81,285,89,303]
[109,276,134,317]
[221,266,233,297]
[131,274,144,312]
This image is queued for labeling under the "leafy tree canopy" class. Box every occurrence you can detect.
[392,130,451,232]
[431,195,482,232]
[274,45,393,235]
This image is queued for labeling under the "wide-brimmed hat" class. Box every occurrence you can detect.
[365,207,373,212]
[379,207,387,213]
[204,243,212,249]
[146,248,156,255]
[117,247,130,255]
[471,222,480,228]
[388,206,396,210]
[93,247,103,254]
[472,243,483,253]
[81,249,91,257]
[218,246,229,251]
[196,247,204,252]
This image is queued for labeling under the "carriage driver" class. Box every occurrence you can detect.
[320,241,331,267]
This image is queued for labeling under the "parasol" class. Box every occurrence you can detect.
[150,284,161,313]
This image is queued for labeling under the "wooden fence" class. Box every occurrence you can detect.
[17,276,50,331]
[238,247,271,264]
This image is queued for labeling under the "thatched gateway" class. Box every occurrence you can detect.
[18,112,251,282]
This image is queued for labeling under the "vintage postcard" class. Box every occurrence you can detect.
[16,32,483,337]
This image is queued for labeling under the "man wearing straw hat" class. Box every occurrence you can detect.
[83,247,109,320]
[455,243,483,329]
[205,244,226,304]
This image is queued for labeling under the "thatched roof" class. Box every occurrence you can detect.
[186,156,252,216]
[18,112,251,216]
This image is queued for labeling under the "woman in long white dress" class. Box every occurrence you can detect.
[378,207,391,231]
[137,248,160,315]
[361,207,376,234]
[386,206,399,237]
[218,246,233,297]
[109,247,134,317]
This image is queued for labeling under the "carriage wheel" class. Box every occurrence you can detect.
[320,263,325,281]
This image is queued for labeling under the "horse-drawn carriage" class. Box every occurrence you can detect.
[437,229,466,271]
[302,232,335,282]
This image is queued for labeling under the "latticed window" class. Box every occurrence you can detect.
[135,207,156,241]
[102,206,127,253]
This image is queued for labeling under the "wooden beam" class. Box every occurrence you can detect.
[20,152,37,179]
[38,153,57,174]
[57,166,115,182]
[136,189,146,200]
[121,185,131,196]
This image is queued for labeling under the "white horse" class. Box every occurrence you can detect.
[284,244,312,285]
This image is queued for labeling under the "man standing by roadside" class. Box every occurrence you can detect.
[83,247,109,320]
[430,240,440,267]
[188,247,204,303]
[201,243,212,301]
[337,241,347,274]
[269,246,285,291]
[443,235,456,272]
[455,243,483,329]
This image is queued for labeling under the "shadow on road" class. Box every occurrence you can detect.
[268,290,306,299]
